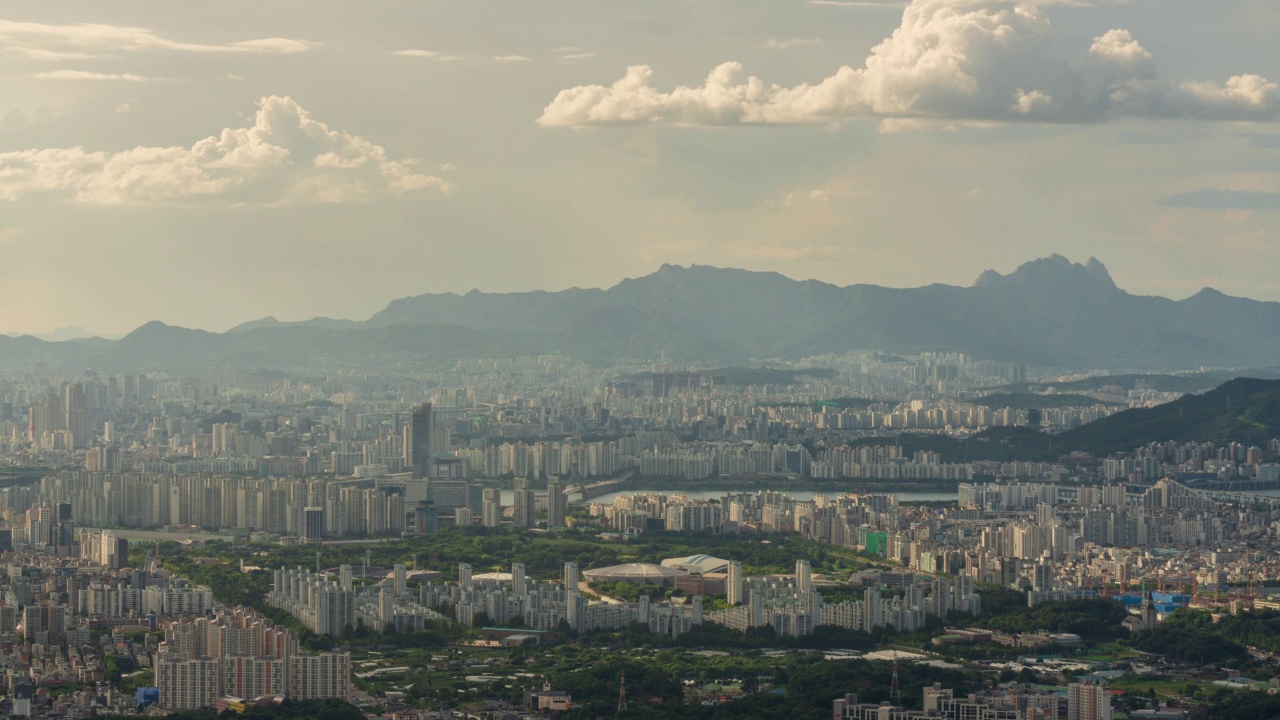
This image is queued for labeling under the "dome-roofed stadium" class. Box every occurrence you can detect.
[583,563,688,586]
[661,554,730,575]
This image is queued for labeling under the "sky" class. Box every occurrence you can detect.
[0,0,1277,337]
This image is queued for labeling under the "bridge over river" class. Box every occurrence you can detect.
[563,471,632,502]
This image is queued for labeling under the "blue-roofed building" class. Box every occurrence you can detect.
[135,687,159,708]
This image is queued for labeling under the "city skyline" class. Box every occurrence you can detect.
[0,1,1277,336]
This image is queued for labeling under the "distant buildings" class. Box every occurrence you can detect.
[405,402,435,478]
[1068,681,1113,720]
[160,606,350,709]
[835,683,1070,720]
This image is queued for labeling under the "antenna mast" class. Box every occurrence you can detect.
[617,670,628,713]
[890,651,901,706]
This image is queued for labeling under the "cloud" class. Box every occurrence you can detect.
[0,19,315,56]
[35,70,157,82]
[539,0,1279,127]
[810,1,908,7]
[765,37,823,49]
[0,96,449,205]
[1180,75,1280,120]
[552,47,597,61]
[1013,89,1052,114]
[493,54,532,62]
[394,49,465,61]
[1157,189,1280,210]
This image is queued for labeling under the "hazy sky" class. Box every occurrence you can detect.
[1,0,1277,336]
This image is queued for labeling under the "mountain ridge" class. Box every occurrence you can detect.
[3,256,1280,372]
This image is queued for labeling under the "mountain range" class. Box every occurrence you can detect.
[3,254,1280,372]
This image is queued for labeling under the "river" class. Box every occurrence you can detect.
[500,488,958,505]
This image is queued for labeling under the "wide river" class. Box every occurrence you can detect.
[501,488,958,505]
[502,486,1280,506]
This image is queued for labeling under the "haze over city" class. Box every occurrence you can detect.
[4,3,1280,720]
[1,0,1278,336]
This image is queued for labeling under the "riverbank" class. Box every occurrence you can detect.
[610,476,962,494]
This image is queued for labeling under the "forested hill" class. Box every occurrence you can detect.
[1053,377,1280,455]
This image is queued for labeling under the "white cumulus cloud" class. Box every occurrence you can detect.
[539,0,1279,127]
[1180,75,1280,120]
[0,96,449,205]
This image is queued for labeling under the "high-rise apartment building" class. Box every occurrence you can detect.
[547,477,566,528]
[796,559,812,594]
[513,475,536,529]
[157,657,219,710]
[727,561,744,606]
[481,487,502,527]
[288,652,351,701]
[1068,681,1112,720]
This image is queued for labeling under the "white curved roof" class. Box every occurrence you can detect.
[583,563,688,584]
[660,555,730,575]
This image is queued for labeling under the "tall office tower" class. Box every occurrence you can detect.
[796,559,812,594]
[393,563,407,596]
[481,488,501,528]
[564,562,581,630]
[513,473,536,529]
[1068,681,1112,720]
[405,402,434,477]
[748,591,764,628]
[512,563,527,597]
[727,561,744,606]
[303,507,324,542]
[64,383,92,449]
[863,587,883,632]
[546,477,566,528]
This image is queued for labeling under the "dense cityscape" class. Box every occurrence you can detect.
[1,355,1280,720]
[2,0,1276,717]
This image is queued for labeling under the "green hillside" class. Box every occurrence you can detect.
[997,368,1280,395]
[1055,377,1280,455]
[846,379,1280,463]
